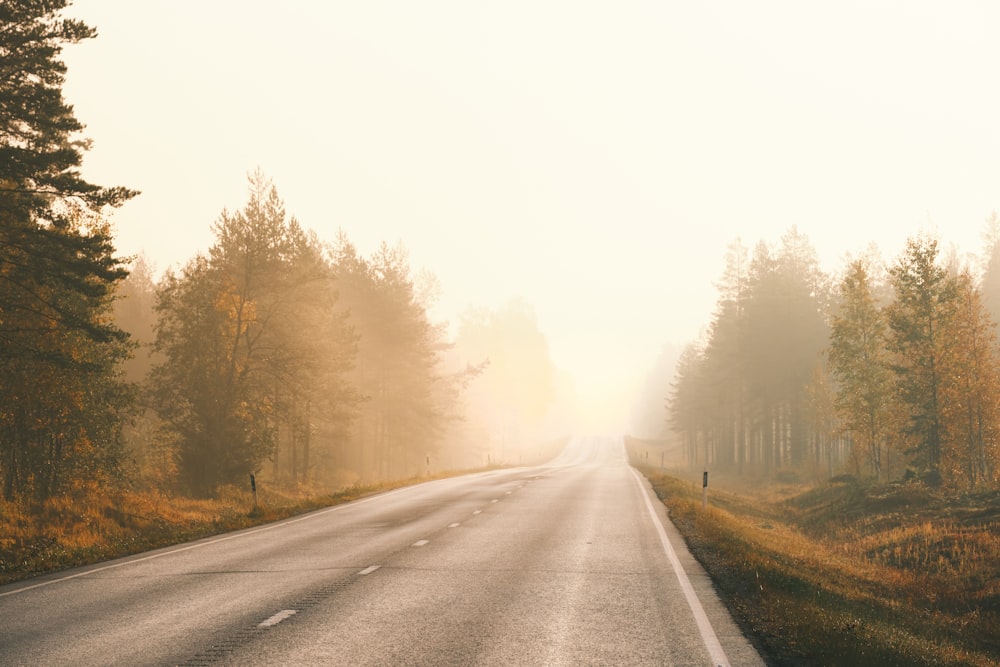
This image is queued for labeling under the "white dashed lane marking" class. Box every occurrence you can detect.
[258,609,297,628]
[358,565,381,575]
[413,540,429,547]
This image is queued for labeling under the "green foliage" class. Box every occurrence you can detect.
[886,235,958,475]
[0,1,136,502]
[671,229,1000,492]
[0,1,134,213]
[150,174,356,495]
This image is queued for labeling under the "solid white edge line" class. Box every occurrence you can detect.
[258,609,297,627]
[630,467,731,667]
[0,483,419,599]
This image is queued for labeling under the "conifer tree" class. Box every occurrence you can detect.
[329,235,458,481]
[0,1,136,500]
[829,259,894,481]
[886,236,957,480]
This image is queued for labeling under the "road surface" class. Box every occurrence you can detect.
[0,436,763,666]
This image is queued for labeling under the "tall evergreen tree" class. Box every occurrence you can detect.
[829,259,895,481]
[667,342,708,467]
[741,229,829,470]
[886,236,958,479]
[329,235,458,481]
[711,238,749,471]
[0,1,136,500]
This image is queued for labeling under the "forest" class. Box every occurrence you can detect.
[0,2,560,507]
[5,1,1000,518]
[667,225,1000,490]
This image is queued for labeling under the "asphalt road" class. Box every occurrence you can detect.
[0,436,763,666]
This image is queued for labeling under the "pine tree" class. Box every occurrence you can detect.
[886,236,958,480]
[829,259,895,481]
[741,229,829,471]
[329,235,458,481]
[0,1,136,500]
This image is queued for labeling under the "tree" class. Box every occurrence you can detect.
[631,342,681,441]
[829,259,895,481]
[709,238,749,471]
[329,235,458,481]
[667,229,836,476]
[0,1,134,211]
[113,255,159,383]
[741,228,829,471]
[0,2,136,501]
[665,239,754,471]
[698,297,742,469]
[978,211,1000,327]
[265,227,357,486]
[667,341,708,467]
[938,269,1000,487]
[886,235,958,479]
[151,174,355,494]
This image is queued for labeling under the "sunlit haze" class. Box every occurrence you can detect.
[63,1,1000,433]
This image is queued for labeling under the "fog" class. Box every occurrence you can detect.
[63,1,1000,431]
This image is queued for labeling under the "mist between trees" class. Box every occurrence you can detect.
[0,2,564,504]
[6,167,566,502]
[7,0,1000,511]
[117,172,566,497]
[663,225,1000,491]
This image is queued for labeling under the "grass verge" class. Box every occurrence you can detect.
[638,468,1000,666]
[0,470,492,586]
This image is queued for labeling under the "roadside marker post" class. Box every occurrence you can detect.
[250,473,258,510]
[702,471,708,511]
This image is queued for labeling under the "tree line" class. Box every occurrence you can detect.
[1,2,560,504]
[668,226,1000,490]
[116,172,560,496]
[124,172,492,495]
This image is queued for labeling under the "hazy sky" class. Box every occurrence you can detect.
[62,1,1000,430]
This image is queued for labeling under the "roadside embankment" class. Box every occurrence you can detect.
[638,467,1000,666]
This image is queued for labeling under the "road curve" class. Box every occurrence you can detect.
[0,436,763,666]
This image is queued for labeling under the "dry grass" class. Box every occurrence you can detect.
[0,470,484,586]
[639,468,1000,666]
